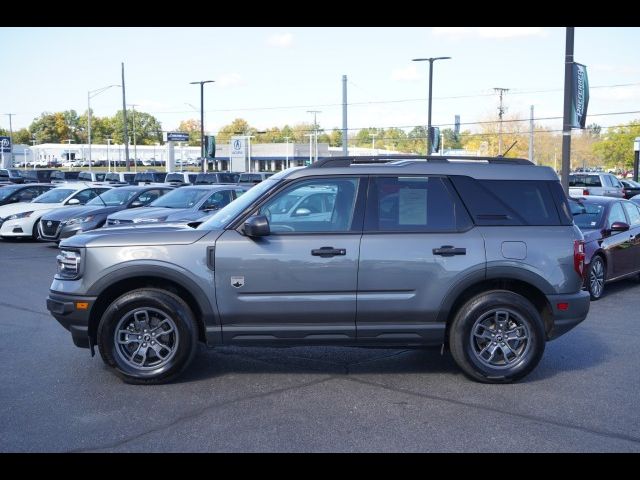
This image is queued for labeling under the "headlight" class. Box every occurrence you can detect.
[133,217,165,223]
[56,249,83,279]
[7,211,34,220]
[65,215,94,225]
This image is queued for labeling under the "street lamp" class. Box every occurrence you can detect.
[88,84,120,171]
[190,80,215,172]
[127,104,139,169]
[306,110,321,162]
[412,56,451,154]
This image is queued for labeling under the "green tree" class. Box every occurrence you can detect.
[13,128,32,145]
[442,128,462,150]
[217,118,256,144]
[407,126,427,154]
[328,129,342,147]
[30,110,81,143]
[593,120,640,170]
[111,109,163,145]
[178,119,201,146]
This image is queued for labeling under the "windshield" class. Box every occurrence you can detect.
[87,188,138,206]
[33,188,75,204]
[198,178,279,230]
[0,185,21,201]
[149,188,209,209]
[570,200,606,229]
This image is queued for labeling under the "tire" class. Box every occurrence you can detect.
[449,290,545,384]
[31,221,40,241]
[97,288,198,384]
[587,256,606,300]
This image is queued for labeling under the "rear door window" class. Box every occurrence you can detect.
[622,202,640,227]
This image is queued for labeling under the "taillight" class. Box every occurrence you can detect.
[574,240,585,278]
[582,189,589,195]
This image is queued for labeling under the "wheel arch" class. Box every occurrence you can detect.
[86,267,217,347]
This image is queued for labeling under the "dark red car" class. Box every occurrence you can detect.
[570,196,640,299]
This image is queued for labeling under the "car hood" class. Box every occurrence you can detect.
[165,209,211,222]
[60,223,213,248]
[0,202,65,218]
[108,206,182,221]
[40,205,105,221]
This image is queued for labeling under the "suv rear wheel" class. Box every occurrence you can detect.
[97,288,198,384]
[449,290,545,383]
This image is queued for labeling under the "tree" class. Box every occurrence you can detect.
[442,128,462,150]
[328,129,342,147]
[13,128,32,145]
[407,126,428,154]
[593,120,640,170]
[111,109,163,145]
[30,110,81,144]
[217,118,256,144]
[178,119,202,146]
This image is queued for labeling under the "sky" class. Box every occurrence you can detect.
[1,27,639,138]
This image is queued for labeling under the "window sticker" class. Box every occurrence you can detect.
[399,188,427,225]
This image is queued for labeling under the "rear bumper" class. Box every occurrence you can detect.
[545,290,591,340]
[46,291,97,348]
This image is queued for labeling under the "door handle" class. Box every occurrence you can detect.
[433,245,467,256]
[311,247,346,258]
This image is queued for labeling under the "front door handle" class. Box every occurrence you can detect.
[433,245,466,256]
[311,247,346,258]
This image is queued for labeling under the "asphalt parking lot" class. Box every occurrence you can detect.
[1,240,639,452]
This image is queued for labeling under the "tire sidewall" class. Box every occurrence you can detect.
[450,290,545,383]
[97,289,197,383]
[587,256,605,300]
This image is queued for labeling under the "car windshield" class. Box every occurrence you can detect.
[198,178,278,230]
[0,185,21,201]
[570,200,606,229]
[149,188,209,209]
[87,188,138,206]
[32,188,75,204]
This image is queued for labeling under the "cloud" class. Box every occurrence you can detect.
[267,33,293,48]
[432,27,547,39]
[216,73,246,88]
[391,64,423,82]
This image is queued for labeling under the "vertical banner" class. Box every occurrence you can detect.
[205,135,216,158]
[571,63,590,129]
[454,115,461,136]
[429,127,440,153]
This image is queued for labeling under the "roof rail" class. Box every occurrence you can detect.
[309,155,534,168]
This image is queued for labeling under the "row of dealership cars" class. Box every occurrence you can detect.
[0,176,257,243]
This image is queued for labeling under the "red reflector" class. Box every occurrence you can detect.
[557,303,569,311]
[583,189,589,195]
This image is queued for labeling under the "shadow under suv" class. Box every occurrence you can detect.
[47,156,590,384]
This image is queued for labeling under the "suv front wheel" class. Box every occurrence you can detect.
[449,290,545,383]
[97,288,198,384]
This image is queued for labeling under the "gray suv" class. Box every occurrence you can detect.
[46,156,590,384]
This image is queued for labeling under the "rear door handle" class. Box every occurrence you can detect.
[433,245,466,256]
[311,247,346,258]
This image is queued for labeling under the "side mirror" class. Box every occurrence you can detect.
[244,215,270,237]
[130,201,143,208]
[293,207,311,217]
[610,221,630,232]
[67,198,81,205]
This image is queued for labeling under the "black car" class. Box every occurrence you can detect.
[0,168,26,184]
[20,169,57,183]
[0,183,55,206]
[134,171,167,184]
[237,172,274,185]
[620,179,640,199]
[570,195,640,299]
[194,172,240,185]
[38,185,174,242]
[50,171,81,183]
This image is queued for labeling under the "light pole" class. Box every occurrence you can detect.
[106,138,112,172]
[412,56,451,155]
[307,110,321,162]
[284,136,290,169]
[304,134,313,165]
[369,132,378,155]
[190,80,215,172]
[88,84,120,171]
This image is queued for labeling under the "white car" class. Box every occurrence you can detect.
[0,183,112,240]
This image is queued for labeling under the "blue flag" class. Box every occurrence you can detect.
[571,63,589,129]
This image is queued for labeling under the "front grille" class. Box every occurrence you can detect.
[40,220,61,237]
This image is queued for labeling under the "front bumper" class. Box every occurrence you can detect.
[0,217,33,237]
[546,290,591,340]
[46,291,97,348]
[39,221,83,242]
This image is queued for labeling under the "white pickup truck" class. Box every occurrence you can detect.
[568,173,625,198]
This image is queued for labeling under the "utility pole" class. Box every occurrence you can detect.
[494,88,509,155]
[189,80,215,173]
[561,27,575,194]
[121,63,130,171]
[342,75,348,156]
[529,105,535,163]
